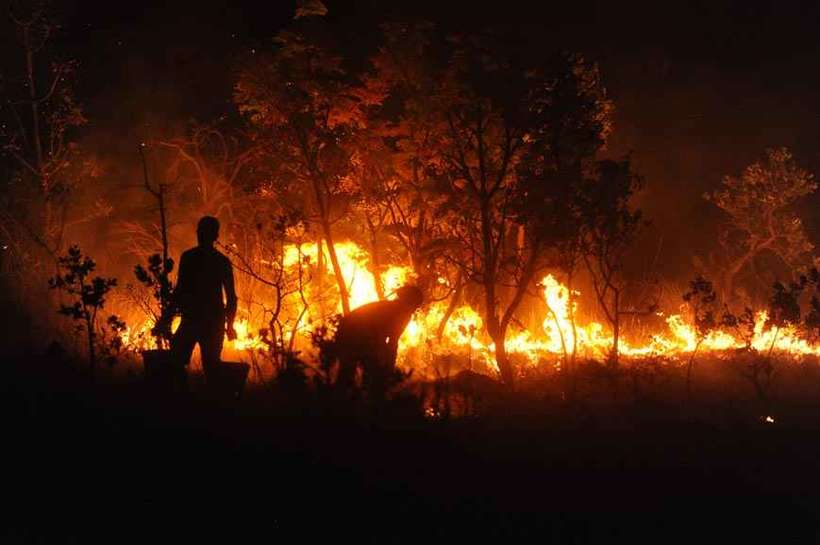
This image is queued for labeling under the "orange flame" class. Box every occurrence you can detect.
[117,242,820,379]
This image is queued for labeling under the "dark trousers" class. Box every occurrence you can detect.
[170,316,225,377]
[337,350,393,400]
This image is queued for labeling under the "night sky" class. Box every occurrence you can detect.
[3,0,819,277]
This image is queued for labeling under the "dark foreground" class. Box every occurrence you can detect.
[3,357,820,544]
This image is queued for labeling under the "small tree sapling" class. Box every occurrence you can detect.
[134,253,175,349]
[49,245,121,377]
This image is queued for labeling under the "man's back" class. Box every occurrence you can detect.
[336,299,414,350]
[332,286,423,395]
[174,245,234,319]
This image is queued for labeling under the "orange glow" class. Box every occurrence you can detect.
[118,242,820,379]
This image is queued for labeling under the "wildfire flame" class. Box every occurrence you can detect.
[118,241,820,379]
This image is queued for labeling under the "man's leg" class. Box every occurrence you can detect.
[336,354,357,393]
[199,318,225,386]
[168,319,197,390]
[362,355,389,401]
[170,319,197,365]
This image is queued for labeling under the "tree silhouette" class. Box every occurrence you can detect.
[234,11,373,316]
[681,276,719,398]
[49,245,119,377]
[580,159,645,365]
[0,3,107,270]
[705,147,816,302]
[430,41,613,386]
[362,21,463,317]
[134,253,174,349]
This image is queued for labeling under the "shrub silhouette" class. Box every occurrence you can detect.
[49,245,122,378]
[134,253,175,349]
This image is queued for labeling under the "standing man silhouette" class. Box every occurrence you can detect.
[170,216,237,378]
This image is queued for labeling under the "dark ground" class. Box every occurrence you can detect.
[3,354,820,545]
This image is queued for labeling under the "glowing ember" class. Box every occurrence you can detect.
[230,319,266,351]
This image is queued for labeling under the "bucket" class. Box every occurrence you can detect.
[142,349,186,392]
[206,361,250,400]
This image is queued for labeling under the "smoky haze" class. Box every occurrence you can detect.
[3,0,819,294]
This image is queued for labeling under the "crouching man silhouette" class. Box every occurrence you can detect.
[334,285,424,399]
[169,216,237,383]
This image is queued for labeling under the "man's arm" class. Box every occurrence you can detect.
[224,258,238,340]
[170,251,190,311]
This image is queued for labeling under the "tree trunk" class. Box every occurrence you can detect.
[308,171,350,315]
[480,195,510,384]
[23,28,44,171]
[722,241,774,303]
[365,215,385,301]
[298,125,351,316]
[547,305,568,366]
[86,316,96,380]
[436,275,463,340]
[611,289,620,366]
[321,220,351,315]
[567,270,579,399]
[489,321,514,387]
[491,242,541,388]
[23,26,50,248]
[316,237,327,323]
[686,341,702,401]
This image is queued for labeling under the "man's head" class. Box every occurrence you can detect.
[196,216,220,246]
[394,285,424,310]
